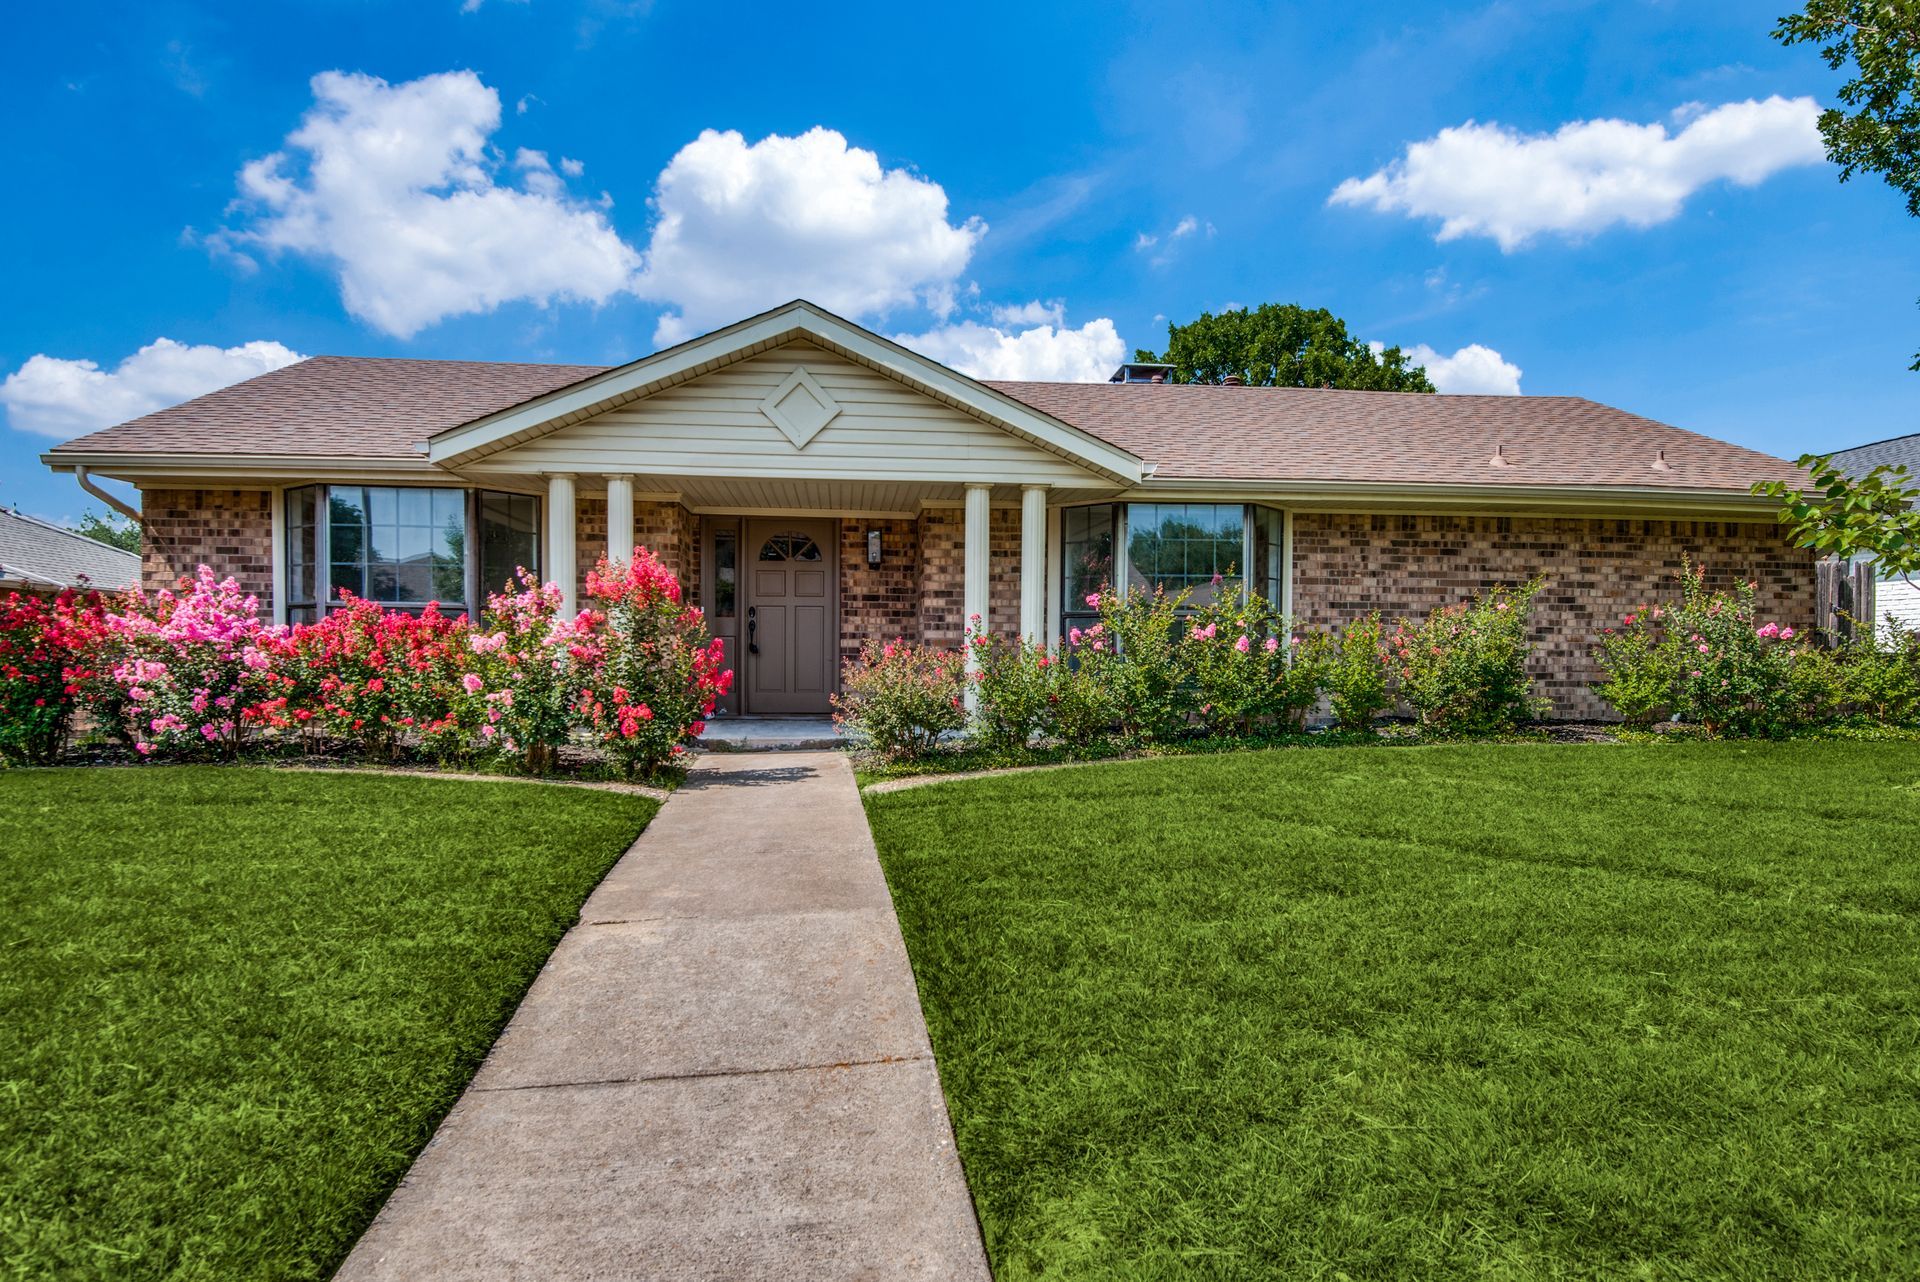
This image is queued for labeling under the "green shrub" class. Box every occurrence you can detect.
[1592,605,1680,727]
[1044,648,1120,746]
[1326,612,1391,731]
[1084,584,1194,741]
[970,628,1053,750]
[1839,618,1920,725]
[1389,580,1549,735]
[1181,589,1326,735]
[832,637,967,761]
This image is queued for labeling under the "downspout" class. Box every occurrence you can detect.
[75,467,141,523]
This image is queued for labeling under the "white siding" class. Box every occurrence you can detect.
[470,343,1103,487]
[1877,575,1920,634]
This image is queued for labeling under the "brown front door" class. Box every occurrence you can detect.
[743,519,836,715]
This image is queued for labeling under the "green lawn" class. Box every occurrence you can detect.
[0,767,655,1281]
[868,741,1920,1280]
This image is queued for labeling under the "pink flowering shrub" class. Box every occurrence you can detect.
[1389,579,1548,736]
[100,567,279,758]
[969,620,1058,749]
[458,570,602,771]
[1180,590,1328,735]
[260,594,473,756]
[832,638,966,760]
[1591,561,1919,736]
[579,553,732,777]
[1082,584,1194,741]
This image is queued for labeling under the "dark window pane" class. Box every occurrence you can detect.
[331,563,366,601]
[329,514,363,563]
[431,557,465,603]
[478,490,540,600]
[714,530,737,618]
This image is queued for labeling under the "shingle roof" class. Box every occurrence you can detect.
[0,508,141,592]
[1831,432,1920,479]
[49,353,1804,494]
[48,355,604,460]
[987,381,1804,491]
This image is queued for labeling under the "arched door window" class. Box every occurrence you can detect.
[757,531,824,562]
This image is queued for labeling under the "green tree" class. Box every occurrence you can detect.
[1753,453,1920,587]
[71,510,140,554]
[1775,3,1920,365]
[1135,303,1436,391]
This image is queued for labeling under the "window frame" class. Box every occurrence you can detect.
[286,484,541,622]
[1057,502,1291,640]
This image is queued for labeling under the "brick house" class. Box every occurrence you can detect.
[42,300,1815,719]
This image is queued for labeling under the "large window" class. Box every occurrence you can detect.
[285,485,540,622]
[1126,503,1245,608]
[1059,503,1288,638]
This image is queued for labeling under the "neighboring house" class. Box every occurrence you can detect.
[0,507,141,596]
[1831,431,1920,632]
[41,299,1816,719]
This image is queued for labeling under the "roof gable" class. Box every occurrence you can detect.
[424,300,1146,485]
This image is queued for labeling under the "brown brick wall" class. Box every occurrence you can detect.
[139,488,274,609]
[915,507,1022,649]
[576,496,697,602]
[839,518,921,665]
[1290,513,1818,720]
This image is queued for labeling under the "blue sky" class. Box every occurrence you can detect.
[3,0,1914,522]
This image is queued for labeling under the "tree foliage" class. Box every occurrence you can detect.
[1135,304,1436,392]
[1753,452,1920,584]
[71,511,140,554]
[1776,3,1920,215]
[1775,3,1920,366]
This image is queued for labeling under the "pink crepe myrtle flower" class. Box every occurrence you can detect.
[1755,622,1780,639]
[1234,635,1251,653]
[1085,593,1102,608]
[462,672,484,694]
[1697,643,1710,654]
[1780,626,1796,640]
[1264,636,1280,653]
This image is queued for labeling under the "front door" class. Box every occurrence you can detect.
[743,519,836,715]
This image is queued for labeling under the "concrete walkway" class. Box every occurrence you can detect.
[335,751,989,1281]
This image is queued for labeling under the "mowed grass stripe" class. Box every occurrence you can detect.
[869,741,1920,1279]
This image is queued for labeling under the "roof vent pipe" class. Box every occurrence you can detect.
[1221,374,1245,386]
[1651,448,1672,471]
[1488,445,1512,468]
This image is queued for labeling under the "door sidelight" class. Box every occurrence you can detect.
[747,604,759,654]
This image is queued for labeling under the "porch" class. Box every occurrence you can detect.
[547,478,1054,717]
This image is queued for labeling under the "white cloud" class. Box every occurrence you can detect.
[1134,214,1213,266]
[1330,96,1824,250]
[1,338,306,438]
[217,70,640,338]
[988,299,1066,327]
[894,316,1125,382]
[636,127,985,345]
[1404,342,1523,395]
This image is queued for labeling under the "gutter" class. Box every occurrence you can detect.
[75,466,141,522]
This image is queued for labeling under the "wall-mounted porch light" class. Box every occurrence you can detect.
[866,528,883,567]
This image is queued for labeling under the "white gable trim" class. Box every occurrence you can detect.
[426,299,1145,485]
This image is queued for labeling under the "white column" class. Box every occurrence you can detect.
[962,483,992,705]
[605,474,635,564]
[547,473,577,615]
[1020,484,1047,645]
